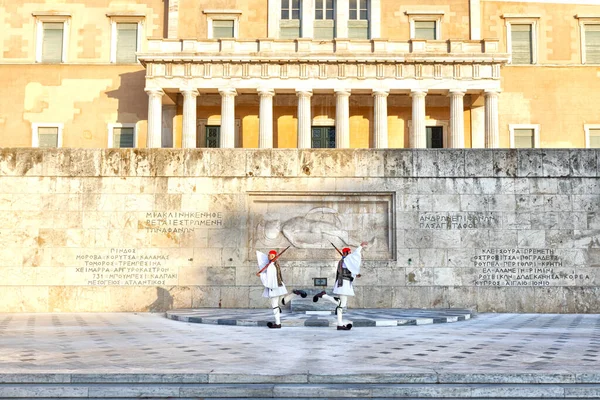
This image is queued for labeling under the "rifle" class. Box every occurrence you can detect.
[330,242,343,256]
[257,245,291,274]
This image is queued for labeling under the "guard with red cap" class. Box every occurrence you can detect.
[256,247,307,329]
[313,241,368,330]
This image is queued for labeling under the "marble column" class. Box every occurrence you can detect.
[448,89,466,148]
[181,88,199,148]
[484,89,500,148]
[372,89,389,149]
[335,89,351,148]
[410,89,427,148]
[145,88,164,148]
[219,88,237,148]
[296,89,313,148]
[258,88,275,148]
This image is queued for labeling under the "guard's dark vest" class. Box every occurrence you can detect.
[274,261,283,287]
[336,258,353,287]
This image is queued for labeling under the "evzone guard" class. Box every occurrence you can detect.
[256,246,307,329]
[313,241,368,330]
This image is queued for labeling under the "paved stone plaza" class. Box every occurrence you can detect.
[1,312,600,399]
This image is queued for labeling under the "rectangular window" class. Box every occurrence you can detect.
[32,123,63,148]
[585,126,600,148]
[315,0,334,39]
[206,126,221,148]
[315,0,334,20]
[116,23,138,64]
[426,127,444,148]
[38,126,59,148]
[213,20,235,39]
[511,24,533,64]
[42,22,64,63]
[280,0,301,39]
[585,24,600,64]
[311,127,336,148]
[348,0,369,39]
[112,127,135,148]
[590,129,600,148]
[414,21,436,40]
[349,0,368,20]
[281,0,300,20]
[513,128,534,148]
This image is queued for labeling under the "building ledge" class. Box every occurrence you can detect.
[141,38,505,59]
[32,11,71,17]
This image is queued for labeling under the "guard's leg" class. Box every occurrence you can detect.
[267,296,282,328]
[281,289,307,305]
[322,294,340,306]
[335,296,352,330]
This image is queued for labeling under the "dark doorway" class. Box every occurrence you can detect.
[311,126,336,148]
[427,126,444,148]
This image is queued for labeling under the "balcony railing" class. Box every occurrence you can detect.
[143,38,502,57]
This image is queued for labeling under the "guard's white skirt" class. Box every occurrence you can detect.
[333,280,354,296]
[263,284,288,298]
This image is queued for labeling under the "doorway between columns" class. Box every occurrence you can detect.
[407,119,449,148]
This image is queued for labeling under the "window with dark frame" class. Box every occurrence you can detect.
[311,127,336,148]
[426,127,444,149]
[280,0,301,39]
[348,0,369,39]
[206,126,221,148]
[112,127,135,148]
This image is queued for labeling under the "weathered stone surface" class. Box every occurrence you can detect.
[493,150,517,177]
[1,148,600,312]
[465,150,493,177]
[517,149,544,177]
[570,149,597,177]
[542,149,570,177]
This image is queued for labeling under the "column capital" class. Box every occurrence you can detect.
[334,88,352,97]
[410,89,428,97]
[218,88,237,97]
[484,89,501,97]
[448,89,467,97]
[257,88,275,97]
[372,89,389,97]
[180,88,199,97]
[296,89,313,98]
[145,88,164,97]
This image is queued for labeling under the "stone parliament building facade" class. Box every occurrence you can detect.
[1,0,600,149]
[0,1,599,313]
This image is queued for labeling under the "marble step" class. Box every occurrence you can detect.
[1,383,600,398]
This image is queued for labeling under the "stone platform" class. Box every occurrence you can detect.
[1,313,600,399]
[166,308,473,327]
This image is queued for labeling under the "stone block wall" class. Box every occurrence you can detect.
[0,148,599,313]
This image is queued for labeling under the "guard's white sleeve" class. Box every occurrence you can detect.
[256,251,279,288]
[343,246,362,276]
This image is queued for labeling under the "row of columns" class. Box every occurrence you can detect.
[146,88,500,149]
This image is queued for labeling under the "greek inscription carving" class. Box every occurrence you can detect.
[473,248,592,287]
[75,248,178,286]
[419,212,499,229]
[142,211,223,233]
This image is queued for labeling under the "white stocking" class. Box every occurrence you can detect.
[323,294,348,326]
[270,297,281,325]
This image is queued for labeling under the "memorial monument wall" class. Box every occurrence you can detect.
[0,148,599,313]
